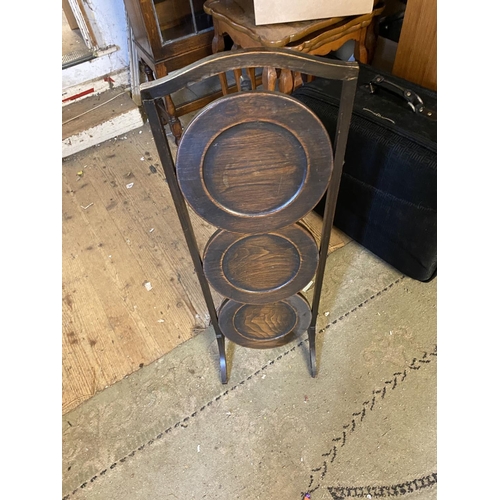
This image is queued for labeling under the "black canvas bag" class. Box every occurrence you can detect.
[292,64,437,282]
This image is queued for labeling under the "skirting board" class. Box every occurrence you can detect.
[62,67,130,106]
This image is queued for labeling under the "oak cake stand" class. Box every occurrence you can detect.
[140,48,358,383]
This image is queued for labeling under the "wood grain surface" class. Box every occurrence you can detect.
[62,124,348,414]
[176,91,333,233]
[203,224,318,304]
[139,48,358,100]
[203,0,380,47]
[392,0,437,91]
[62,127,220,414]
[202,121,306,215]
[218,294,311,349]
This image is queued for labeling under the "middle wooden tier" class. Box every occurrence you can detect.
[203,223,318,304]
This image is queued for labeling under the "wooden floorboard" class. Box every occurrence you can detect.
[62,124,349,414]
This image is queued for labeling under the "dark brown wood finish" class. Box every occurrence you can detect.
[218,294,311,349]
[203,0,380,48]
[307,77,358,377]
[140,49,358,381]
[123,0,214,67]
[203,224,318,304]
[123,0,228,143]
[203,0,385,94]
[175,91,334,233]
[143,97,228,383]
[141,48,358,100]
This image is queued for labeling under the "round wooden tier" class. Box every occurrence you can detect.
[176,91,333,233]
[218,294,311,349]
[203,223,318,304]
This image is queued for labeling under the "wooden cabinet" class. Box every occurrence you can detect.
[123,0,217,141]
[125,0,214,72]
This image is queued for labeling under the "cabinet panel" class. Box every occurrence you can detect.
[392,0,437,90]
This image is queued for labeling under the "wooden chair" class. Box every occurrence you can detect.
[140,48,358,383]
[204,0,385,94]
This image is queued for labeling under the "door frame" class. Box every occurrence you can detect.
[63,0,99,51]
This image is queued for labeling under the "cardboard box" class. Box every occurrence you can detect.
[253,0,374,25]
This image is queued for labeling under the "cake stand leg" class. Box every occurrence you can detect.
[216,334,228,384]
[308,325,317,378]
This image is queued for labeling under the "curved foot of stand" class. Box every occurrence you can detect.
[217,336,228,384]
[308,327,317,378]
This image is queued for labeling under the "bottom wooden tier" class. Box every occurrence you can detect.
[218,294,311,349]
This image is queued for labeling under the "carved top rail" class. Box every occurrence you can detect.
[140,47,358,100]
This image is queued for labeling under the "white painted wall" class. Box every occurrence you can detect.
[62,0,130,98]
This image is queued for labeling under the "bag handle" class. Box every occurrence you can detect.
[369,75,436,121]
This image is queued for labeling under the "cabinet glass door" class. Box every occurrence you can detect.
[192,0,212,33]
[153,0,213,45]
